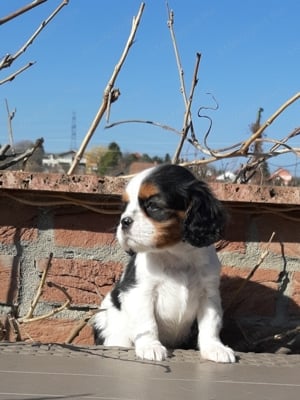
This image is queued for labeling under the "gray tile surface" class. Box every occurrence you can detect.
[0,343,300,399]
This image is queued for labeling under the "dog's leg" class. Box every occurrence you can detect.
[93,296,133,348]
[124,291,168,362]
[134,328,168,362]
[197,292,235,363]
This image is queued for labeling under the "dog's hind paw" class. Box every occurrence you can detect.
[200,341,236,363]
[135,340,168,361]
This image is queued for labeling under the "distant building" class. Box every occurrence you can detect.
[268,168,292,186]
[128,161,157,175]
[216,171,236,182]
[42,151,86,173]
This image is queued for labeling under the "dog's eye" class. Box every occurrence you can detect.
[145,201,160,213]
[142,199,173,221]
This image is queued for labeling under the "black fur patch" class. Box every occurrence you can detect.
[94,325,106,345]
[110,254,137,310]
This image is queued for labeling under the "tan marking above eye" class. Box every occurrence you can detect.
[138,182,159,200]
[122,192,129,203]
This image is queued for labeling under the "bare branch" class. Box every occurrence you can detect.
[0,62,36,85]
[0,138,44,170]
[5,99,16,153]
[0,0,69,70]
[239,92,300,155]
[166,4,200,163]
[0,0,48,25]
[20,253,53,322]
[105,119,181,135]
[67,2,145,175]
[65,309,100,344]
[166,3,188,107]
[172,53,201,163]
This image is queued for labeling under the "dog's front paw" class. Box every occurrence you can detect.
[200,341,235,363]
[135,340,168,361]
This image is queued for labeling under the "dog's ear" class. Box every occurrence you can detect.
[182,180,227,247]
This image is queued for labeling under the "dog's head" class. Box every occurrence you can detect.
[117,164,227,253]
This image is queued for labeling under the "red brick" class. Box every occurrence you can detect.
[37,258,123,306]
[218,210,248,254]
[0,198,38,244]
[0,255,20,305]
[216,240,246,254]
[288,272,300,316]
[54,212,119,248]
[17,318,94,345]
[221,266,279,317]
[256,214,300,257]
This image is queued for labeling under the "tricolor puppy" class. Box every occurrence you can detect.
[94,164,235,363]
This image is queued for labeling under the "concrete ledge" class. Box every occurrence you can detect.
[0,170,300,205]
[1,342,300,367]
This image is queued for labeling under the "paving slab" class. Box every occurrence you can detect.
[0,343,300,399]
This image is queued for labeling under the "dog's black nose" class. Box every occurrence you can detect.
[121,216,133,230]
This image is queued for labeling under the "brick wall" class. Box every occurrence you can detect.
[0,171,299,349]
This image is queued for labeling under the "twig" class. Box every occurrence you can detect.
[105,119,181,135]
[21,253,53,321]
[166,4,200,164]
[5,99,16,154]
[20,287,71,323]
[65,309,100,344]
[239,92,300,155]
[166,4,188,106]
[0,138,44,170]
[172,52,201,163]
[20,281,72,324]
[0,144,10,158]
[0,0,47,25]
[67,2,145,175]
[1,191,121,215]
[0,0,69,69]
[0,62,36,85]
[252,325,300,346]
[224,232,276,313]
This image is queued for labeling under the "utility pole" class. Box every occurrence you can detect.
[70,111,77,151]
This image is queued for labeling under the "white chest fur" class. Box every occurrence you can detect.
[133,245,220,346]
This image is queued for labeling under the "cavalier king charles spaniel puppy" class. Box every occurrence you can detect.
[93,164,235,363]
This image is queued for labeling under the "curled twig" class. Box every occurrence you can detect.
[197,93,219,156]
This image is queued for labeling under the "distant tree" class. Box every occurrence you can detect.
[98,141,122,175]
[249,107,270,183]
[164,153,171,163]
[141,153,152,162]
[152,155,164,164]
[85,145,107,174]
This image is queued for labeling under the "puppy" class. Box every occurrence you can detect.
[93,164,235,363]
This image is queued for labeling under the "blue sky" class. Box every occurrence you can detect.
[1,0,299,173]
